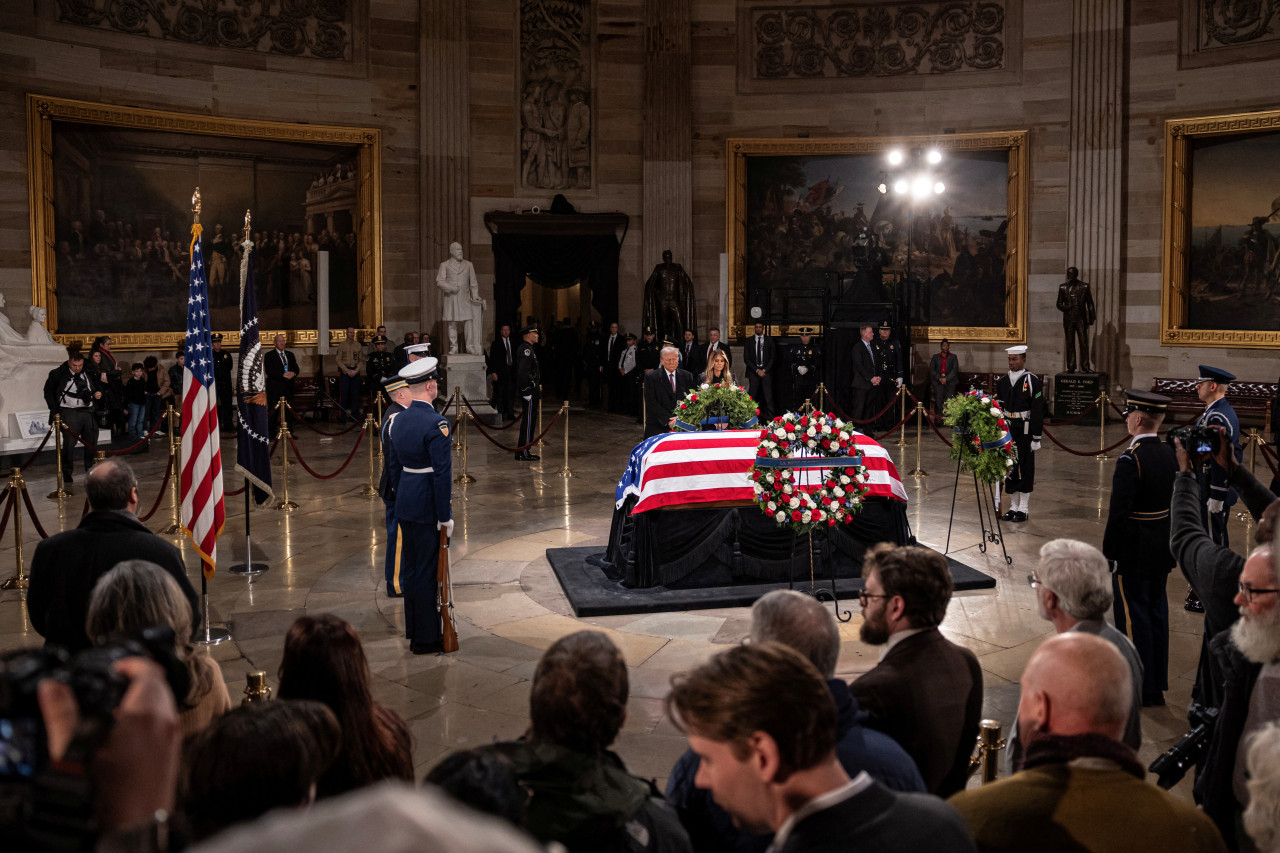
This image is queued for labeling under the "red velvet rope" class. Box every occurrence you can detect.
[460,395,521,430]
[1042,427,1132,457]
[223,439,279,497]
[0,486,13,543]
[1259,441,1280,479]
[19,482,50,540]
[1045,399,1102,427]
[467,407,564,452]
[826,388,906,425]
[61,413,166,455]
[15,428,54,471]
[286,428,366,480]
[137,453,174,522]
[283,403,363,437]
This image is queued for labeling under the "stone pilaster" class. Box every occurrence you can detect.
[643,0,693,278]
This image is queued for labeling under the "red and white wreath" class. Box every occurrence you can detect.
[751,411,870,534]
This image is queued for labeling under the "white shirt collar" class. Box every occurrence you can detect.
[767,773,871,853]
[1128,432,1157,449]
[879,626,928,661]
[1007,368,1026,382]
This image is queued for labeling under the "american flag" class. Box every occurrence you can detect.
[181,224,226,578]
[616,430,908,514]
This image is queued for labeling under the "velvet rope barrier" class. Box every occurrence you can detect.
[1044,399,1101,428]
[223,438,279,497]
[283,403,363,437]
[1042,427,1132,457]
[828,389,906,425]
[870,407,915,440]
[137,454,175,523]
[460,395,522,430]
[19,483,50,540]
[61,413,167,456]
[1260,441,1280,480]
[15,428,54,472]
[0,486,12,542]
[467,407,564,453]
[903,389,954,448]
[286,428,366,480]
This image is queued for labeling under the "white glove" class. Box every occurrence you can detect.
[1208,499,1224,515]
[797,366,808,376]
[895,378,903,388]
[1031,440,1041,452]
[437,519,455,537]
[523,395,532,402]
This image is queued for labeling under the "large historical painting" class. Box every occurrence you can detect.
[727,132,1028,342]
[27,96,383,350]
[1162,111,1280,349]
[518,0,593,193]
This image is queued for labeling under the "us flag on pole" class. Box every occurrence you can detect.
[181,223,226,579]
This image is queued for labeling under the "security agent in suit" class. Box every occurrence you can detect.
[211,333,235,427]
[385,357,453,655]
[603,321,626,413]
[514,323,541,461]
[744,321,777,418]
[486,323,517,420]
[994,345,1044,522]
[679,329,701,376]
[642,345,696,439]
[264,333,299,427]
[791,327,821,410]
[378,375,413,597]
[850,325,879,425]
[1102,390,1179,707]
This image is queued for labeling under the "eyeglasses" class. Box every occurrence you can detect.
[857,590,891,606]
[1238,582,1280,603]
[1027,572,1042,589]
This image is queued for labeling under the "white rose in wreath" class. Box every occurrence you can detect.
[789,497,800,509]
[775,511,786,522]
[990,407,1001,416]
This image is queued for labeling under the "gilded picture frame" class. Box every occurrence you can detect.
[26,94,383,352]
[1161,109,1280,349]
[725,131,1028,342]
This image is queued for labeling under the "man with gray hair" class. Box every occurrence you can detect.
[665,590,924,851]
[642,344,694,438]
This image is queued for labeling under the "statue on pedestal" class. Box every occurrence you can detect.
[436,241,486,355]
[0,294,25,345]
[1056,267,1095,374]
[642,249,697,345]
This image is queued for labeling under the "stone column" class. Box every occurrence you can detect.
[1066,0,1125,385]
[643,0,692,280]
[421,1,471,328]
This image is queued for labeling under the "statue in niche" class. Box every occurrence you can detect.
[1056,266,1096,374]
[565,87,591,188]
[0,294,27,345]
[436,242,486,355]
[642,250,698,346]
[26,306,58,347]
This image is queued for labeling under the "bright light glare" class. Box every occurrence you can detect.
[911,176,931,198]
[887,149,904,165]
[926,150,942,164]
[877,182,888,195]
[934,181,946,194]
[893,179,909,195]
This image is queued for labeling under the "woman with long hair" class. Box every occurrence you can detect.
[86,559,231,737]
[277,614,414,798]
[703,349,735,386]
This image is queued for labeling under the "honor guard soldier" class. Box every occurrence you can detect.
[515,323,541,461]
[1103,390,1178,707]
[385,357,453,654]
[872,320,903,430]
[366,335,396,405]
[1184,365,1243,613]
[210,333,234,427]
[995,345,1044,522]
[791,327,821,409]
[378,375,413,597]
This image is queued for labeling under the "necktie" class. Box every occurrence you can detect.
[757,337,763,364]
[670,372,675,392]
[280,350,287,369]
[505,338,511,365]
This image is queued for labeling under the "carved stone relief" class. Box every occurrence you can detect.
[1197,0,1280,49]
[518,0,593,192]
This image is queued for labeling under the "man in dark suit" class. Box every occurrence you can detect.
[851,543,983,797]
[603,321,626,413]
[1103,390,1179,707]
[642,345,695,438]
[744,321,776,418]
[851,324,879,426]
[680,329,701,376]
[486,322,516,420]
[264,333,300,428]
[929,338,959,416]
[26,458,198,654]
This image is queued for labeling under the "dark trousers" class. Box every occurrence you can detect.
[215,383,234,430]
[384,503,402,596]
[1114,571,1170,698]
[59,407,96,480]
[748,371,775,417]
[266,380,294,429]
[519,391,540,453]
[338,373,362,420]
[494,377,515,419]
[398,519,441,645]
[587,369,602,407]
[1006,434,1036,492]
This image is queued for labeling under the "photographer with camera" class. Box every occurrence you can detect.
[42,346,102,493]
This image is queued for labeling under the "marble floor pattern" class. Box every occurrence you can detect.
[0,404,1263,801]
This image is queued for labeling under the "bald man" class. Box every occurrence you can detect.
[949,633,1226,853]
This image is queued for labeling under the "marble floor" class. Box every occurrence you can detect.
[0,403,1261,800]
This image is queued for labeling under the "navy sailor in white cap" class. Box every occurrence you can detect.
[994,345,1044,522]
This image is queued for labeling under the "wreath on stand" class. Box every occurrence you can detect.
[943,389,1018,484]
[750,412,870,534]
[672,382,760,432]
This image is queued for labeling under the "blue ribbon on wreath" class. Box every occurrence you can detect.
[981,432,1013,451]
[754,455,863,469]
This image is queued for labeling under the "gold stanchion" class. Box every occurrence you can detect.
[557,401,573,478]
[896,384,908,447]
[1095,391,1110,460]
[160,406,185,535]
[817,382,826,413]
[360,414,379,497]
[451,386,463,452]
[375,394,385,459]
[2,468,29,589]
[453,409,476,485]
[909,401,928,478]
[979,720,1005,784]
[275,400,298,512]
[242,671,272,705]
[536,385,546,447]
[1239,429,1261,524]
[94,449,107,465]
[46,417,67,500]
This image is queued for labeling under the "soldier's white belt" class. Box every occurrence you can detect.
[1006,410,1031,419]
[403,466,434,474]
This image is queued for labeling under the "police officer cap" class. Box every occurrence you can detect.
[644,325,656,336]
[797,326,816,335]
[371,334,388,344]
[382,375,408,393]
[1005,345,1028,355]
[1196,365,1235,384]
[878,320,892,330]
[405,342,431,356]
[211,333,224,342]
[519,323,539,336]
[399,356,439,384]
[1123,389,1170,415]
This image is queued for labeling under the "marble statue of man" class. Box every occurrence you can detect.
[0,294,27,345]
[26,305,57,346]
[436,241,486,355]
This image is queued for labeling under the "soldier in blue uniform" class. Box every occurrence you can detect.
[1185,365,1243,613]
[514,323,541,462]
[378,375,412,597]
[791,327,821,410]
[385,357,453,654]
[994,344,1044,522]
[1102,390,1178,706]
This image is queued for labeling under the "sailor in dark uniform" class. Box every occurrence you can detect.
[366,335,396,406]
[791,327,821,410]
[378,375,412,597]
[514,323,541,462]
[385,357,453,654]
[211,333,235,428]
[994,344,1044,522]
[1102,390,1178,707]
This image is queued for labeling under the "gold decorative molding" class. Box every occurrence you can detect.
[51,328,374,353]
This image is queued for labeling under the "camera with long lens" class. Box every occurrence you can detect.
[1166,425,1221,458]
[1149,702,1218,790]
[0,625,188,852]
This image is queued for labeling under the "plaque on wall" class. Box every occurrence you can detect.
[1053,372,1107,421]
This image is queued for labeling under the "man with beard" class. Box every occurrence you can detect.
[849,544,983,797]
[1196,538,1280,847]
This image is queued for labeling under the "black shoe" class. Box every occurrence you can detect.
[410,641,444,655]
[1000,510,1017,522]
[525,453,540,461]
[386,590,403,598]
[1142,692,1166,707]
[1185,588,1205,613]
[1013,511,1028,522]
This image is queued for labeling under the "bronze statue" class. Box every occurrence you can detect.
[642,249,697,345]
[1056,266,1095,373]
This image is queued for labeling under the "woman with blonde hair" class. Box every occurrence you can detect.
[703,349,735,386]
[87,559,231,737]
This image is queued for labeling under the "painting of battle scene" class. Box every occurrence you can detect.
[518,0,593,192]
[1185,131,1280,331]
[50,121,362,334]
[745,148,1011,328]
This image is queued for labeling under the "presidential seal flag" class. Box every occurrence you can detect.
[181,190,226,579]
[234,225,273,504]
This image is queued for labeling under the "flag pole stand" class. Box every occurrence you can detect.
[195,570,232,645]
[229,479,268,576]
